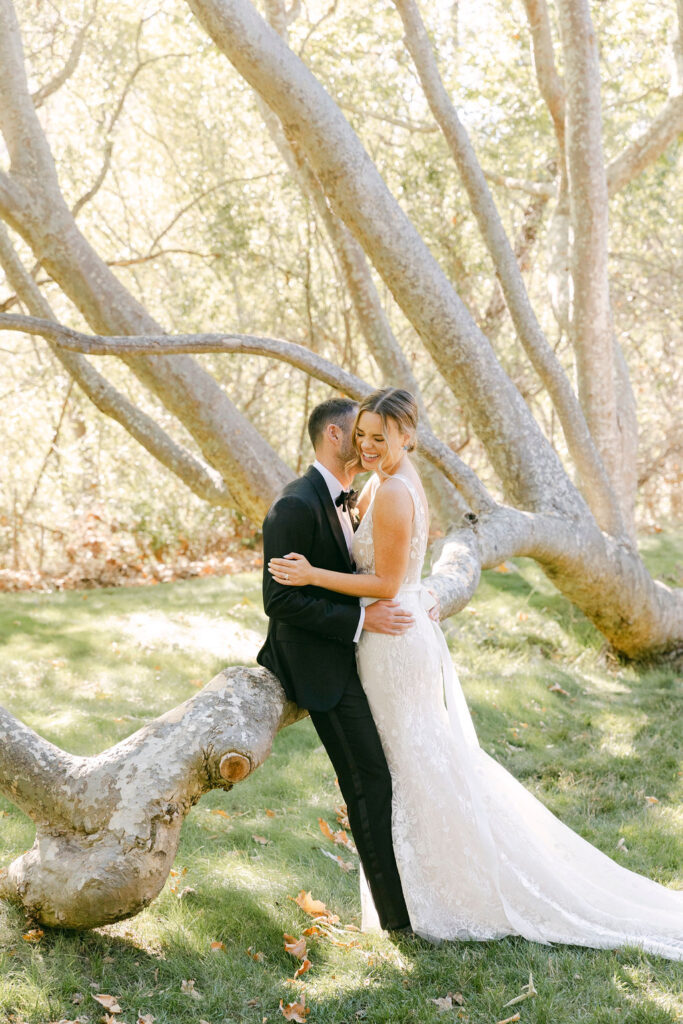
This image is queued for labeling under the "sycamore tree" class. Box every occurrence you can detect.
[0,0,681,928]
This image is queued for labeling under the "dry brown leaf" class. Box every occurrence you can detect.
[22,928,44,942]
[493,563,512,573]
[294,884,339,925]
[92,995,122,1013]
[547,682,569,696]
[302,926,325,937]
[283,933,308,960]
[279,995,310,1022]
[252,835,271,845]
[450,992,465,1005]
[210,941,226,952]
[101,1014,122,1024]
[211,809,230,818]
[431,996,453,1011]
[176,886,197,899]
[266,808,276,818]
[247,946,264,962]
[293,957,312,980]
[319,848,355,872]
[180,979,202,1000]
[496,1015,521,1024]
[335,804,350,829]
[645,795,659,804]
[137,1015,155,1024]
[246,998,260,1007]
[71,994,84,1005]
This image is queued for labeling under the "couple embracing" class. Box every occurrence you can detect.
[258,388,683,958]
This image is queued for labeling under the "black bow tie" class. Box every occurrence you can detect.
[335,488,358,512]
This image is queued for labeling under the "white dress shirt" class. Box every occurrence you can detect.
[313,459,365,642]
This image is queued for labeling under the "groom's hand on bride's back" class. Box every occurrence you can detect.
[363,600,414,635]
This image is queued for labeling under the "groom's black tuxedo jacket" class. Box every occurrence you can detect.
[257,465,362,712]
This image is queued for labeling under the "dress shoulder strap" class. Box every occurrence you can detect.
[390,472,427,522]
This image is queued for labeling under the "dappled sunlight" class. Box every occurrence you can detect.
[596,711,648,758]
[112,609,262,664]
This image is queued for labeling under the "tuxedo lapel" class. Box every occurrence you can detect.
[305,465,354,571]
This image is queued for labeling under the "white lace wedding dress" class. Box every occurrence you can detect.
[352,472,683,957]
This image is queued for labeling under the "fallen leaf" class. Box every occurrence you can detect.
[547,682,569,696]
[302,925,325,937]
[210,940,226,951]
[318,818,357,853]
[450,992,465,1005]
[71,994,84,1005]
[283,933,308,959]
[319,848,355,872]
[266,809,276,818]
[293,958,312,980]
[431,996,453,1011]
[279,995,309,1022]
[101,1014,122,1024]
[92,995,122,1013]
[247,946,264,962]
[503,972,537,1007]
[252,835,271,845]
[335,805,350,830]
[493,563,511,573]
[645,796,659,804]
[176,886,197,899]
[211,809,230,818]
[246,999,260,1007]
[293,890,339,923]
[180,979,202,1000]
[22,928,44,942]
[137,1015,155,1024]
[616,837,629,853]
[496,1015,521,1024]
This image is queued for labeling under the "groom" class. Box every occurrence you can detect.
[257,397,411,932]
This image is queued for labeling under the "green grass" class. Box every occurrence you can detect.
[0,536,681,1024]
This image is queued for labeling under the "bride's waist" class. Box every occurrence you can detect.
[361,582,434,611]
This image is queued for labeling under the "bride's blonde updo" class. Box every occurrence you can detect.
[351,387,418,474]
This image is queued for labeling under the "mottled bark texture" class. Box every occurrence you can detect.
[0,669,304,928]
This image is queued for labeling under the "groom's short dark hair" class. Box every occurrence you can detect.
[308,397,358,451]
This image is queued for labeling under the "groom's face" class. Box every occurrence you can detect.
[339,411,361,474]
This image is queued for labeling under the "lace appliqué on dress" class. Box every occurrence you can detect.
[351,472,683,958]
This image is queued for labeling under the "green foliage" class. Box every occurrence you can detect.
[0,535,681,1022]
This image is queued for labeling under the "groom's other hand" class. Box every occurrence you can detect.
[364,600,414,635]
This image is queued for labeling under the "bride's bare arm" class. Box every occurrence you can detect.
[268,478,413,599]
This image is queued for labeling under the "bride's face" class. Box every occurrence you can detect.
[355,411,408,474]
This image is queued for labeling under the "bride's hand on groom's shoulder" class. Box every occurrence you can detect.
[268,552,313,587]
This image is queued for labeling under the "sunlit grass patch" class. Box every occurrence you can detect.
[0,531,681,1022]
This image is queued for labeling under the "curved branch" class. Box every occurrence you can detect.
[607,0,683,195]
[30,10,95,109]
[0,312,493,512]
[393,0,623,537]
[0,230,235,508]
[0,667,305,927]
[0,0,292,522]
[520,0,566,151]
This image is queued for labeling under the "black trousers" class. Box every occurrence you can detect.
[308,673,410,931]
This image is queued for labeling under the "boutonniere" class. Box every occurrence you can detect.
[350,507,361,531]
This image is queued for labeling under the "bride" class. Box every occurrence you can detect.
[268,387,683,959]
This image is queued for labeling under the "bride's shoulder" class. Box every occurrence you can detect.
[374,475,414,520]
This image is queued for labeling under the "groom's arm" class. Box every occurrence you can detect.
[262,494,361,643]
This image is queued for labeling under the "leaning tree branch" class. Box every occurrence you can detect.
[260,0,462,525]
[520,0,566,153]
[0,0,293,523]
[607,0,683,195]
[0,228,235,508]
[186,0,593,524]
[0,668,305,928]
[30,9,96,109]
[393,0,624,538]
[0,313,493,514]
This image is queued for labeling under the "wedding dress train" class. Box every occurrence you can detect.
[352,473,683,958]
